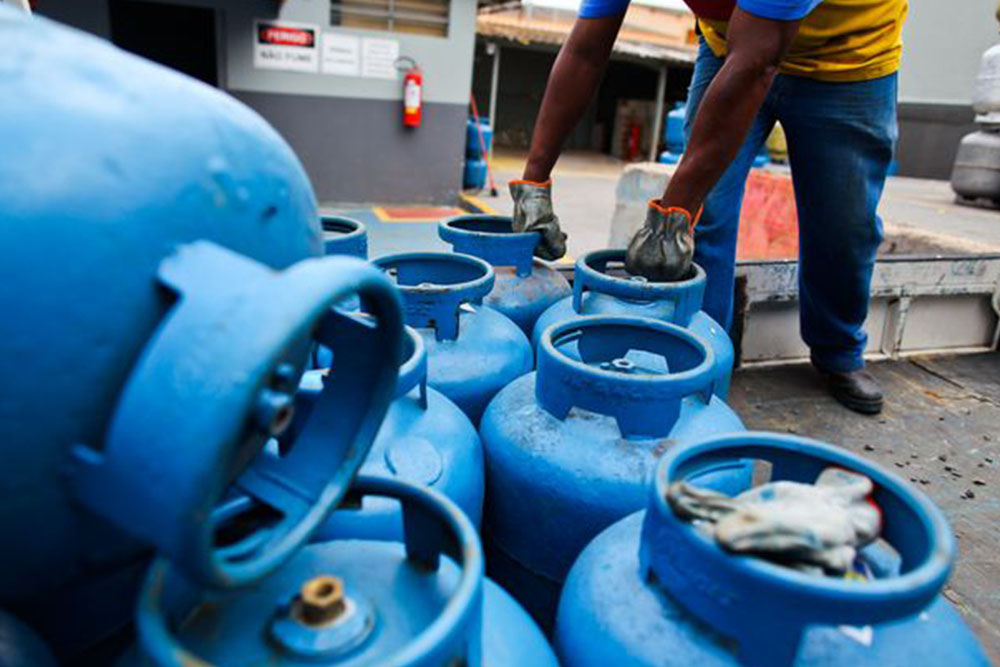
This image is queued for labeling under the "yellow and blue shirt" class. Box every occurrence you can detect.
[579,0,907,82]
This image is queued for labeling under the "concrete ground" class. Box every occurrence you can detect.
[326,149,1000,261]
[464,149,1000,257]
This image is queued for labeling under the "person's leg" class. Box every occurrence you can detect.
[685,41,775,331]
[778,73,897,409]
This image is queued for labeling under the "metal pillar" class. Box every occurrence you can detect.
[649,64,668,162]
[487,42,501,161]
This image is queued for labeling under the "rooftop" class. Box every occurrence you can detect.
[477,0,698,65]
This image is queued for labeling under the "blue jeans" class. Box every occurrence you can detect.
[686,41,898,373]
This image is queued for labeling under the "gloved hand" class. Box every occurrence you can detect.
[625,200,697,281]
[668,467,881,575]
[510,179,567,261]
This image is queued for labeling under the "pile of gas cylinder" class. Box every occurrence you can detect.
[0,9,989,667]
[953,40,1000,206]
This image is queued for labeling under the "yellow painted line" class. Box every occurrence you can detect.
[379,217,449,223]
[459,192,499,215]
[372,206,463,223]
[555,252,574,265]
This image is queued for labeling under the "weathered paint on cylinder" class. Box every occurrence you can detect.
[555,433,990,667]
[439,215,571,335]
[373,252,533,423]
[951,130,1000,203]
[0,8,402,657]
[973,43,1000,119]
[321,215,368,258]
[122,478,558,667]
[533,250,734,397]
[0,610,57,667]
[290,327,484,538]
[480,316,749,628]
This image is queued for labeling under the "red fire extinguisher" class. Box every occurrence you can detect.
[401,58,422,128]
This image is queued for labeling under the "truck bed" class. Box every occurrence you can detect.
[729,353,1000,662]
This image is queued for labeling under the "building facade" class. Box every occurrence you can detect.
[37,0,477,204]
[896,1,998,179]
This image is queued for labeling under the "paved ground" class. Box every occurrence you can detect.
[729,354,1000,662]
[462,149,1000,257]
[326,149,1000,261]
[322,206,452,259]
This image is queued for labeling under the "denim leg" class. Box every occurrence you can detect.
[776,74,897,372]
[685,41,776,331]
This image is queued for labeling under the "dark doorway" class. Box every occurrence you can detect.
[108,0,218,86]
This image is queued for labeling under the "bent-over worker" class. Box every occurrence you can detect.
[510,0,906,415]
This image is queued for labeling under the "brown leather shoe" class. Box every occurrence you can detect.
[816,368,884,415]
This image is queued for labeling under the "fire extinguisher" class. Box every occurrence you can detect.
[399,57,422,128]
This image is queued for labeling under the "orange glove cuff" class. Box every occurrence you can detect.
[510,178,552,187]
[647,200,703,230]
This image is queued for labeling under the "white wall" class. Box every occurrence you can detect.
[36,0,476,107]
[899,1,997,105]
[223,0,477,105]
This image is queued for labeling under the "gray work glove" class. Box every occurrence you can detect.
[510,179,567,261]
[625,201,696,281]
[668,467,881,575]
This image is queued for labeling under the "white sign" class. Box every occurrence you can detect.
[253,20,319,73]
[322,33,361,76]
[361,37,400,79]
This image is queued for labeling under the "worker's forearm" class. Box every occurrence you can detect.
[661,60,776,211]
[523,15,625,183]
[662,9,799,212]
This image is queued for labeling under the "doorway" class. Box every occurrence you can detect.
[108,0,218,87]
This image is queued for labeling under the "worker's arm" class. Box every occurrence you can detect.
[512,12,626,260]
[662,8,799,211]
[626,8,801,280]
[522,14,626,182]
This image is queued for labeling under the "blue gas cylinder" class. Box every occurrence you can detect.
[122,477,558,667]
[480,316,749,627]
[0,610,56,667]
[373,252,533,423]
[555,432,990,667]
[290,326,484,538]
[658,150,681,164]
[659,101,687,163]
[0,7,403,657]
[440,215,571,335]
[752,147,771,168]
[665,101,686,153]
[533,249,734,397]
[466,118,494,158]
[463,158,489,190]
[321,215,368,258]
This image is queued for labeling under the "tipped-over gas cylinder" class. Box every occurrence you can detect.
[0,7,402,657]
[120,477,559,667]
[290,326,484,538]
[321,215,368,258]
[439,215,571,335]
[533,249,734,397]
[480,315,749,627]
[373,252,533,423]
[555,432,989,667]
